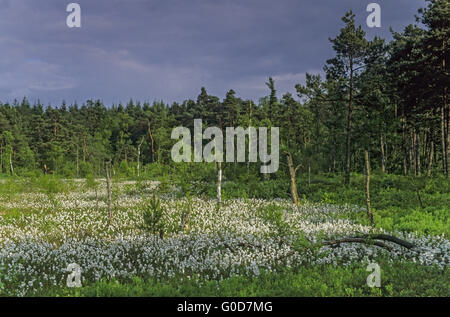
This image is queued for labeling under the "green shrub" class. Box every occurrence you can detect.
[78,161,94,178]
[140,194,165,236]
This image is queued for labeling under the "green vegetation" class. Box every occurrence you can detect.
[139,194,166,236]
[0,1,449,297]
[34,260,449,297]
[169,172,448,237]
[0,176,448,297]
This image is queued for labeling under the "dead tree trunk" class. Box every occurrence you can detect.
[76,144,79,178]
[364,150,374,226]
[402,112,407,176]
[286,152,300,206]
[441,104,448,177]
[147,119,156,163]
[324,234,415,251]
[442,45,449,177]
[308,161,311,188]
[137,136,144,178]
[105,161,113,226]
[380,134,386,173]
[416,131,421,176]
[446,87,449,178]
[247,103,253,173]
[217,161,222,206]
[428,138,434,177]
[9,150,14,176]
[410,131,416,176]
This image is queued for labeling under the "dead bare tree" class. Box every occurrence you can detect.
[308,161,311,188]
[147,119,156,163]
[0,143,2,173]
[285,151,301,206]
[105,160,113,226]
[9,150,14,176]
[402,111,408,176]
[180,200,192,232]
[76,144,79,178]
[380,134,386,173]
[137,136,145,177]
[427,138,434,177]
[364,150,374,225]
[217,161,222,206]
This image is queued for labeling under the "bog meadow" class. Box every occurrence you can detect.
[0,1,449,297]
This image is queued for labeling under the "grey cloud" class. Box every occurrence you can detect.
[0,0,426,105]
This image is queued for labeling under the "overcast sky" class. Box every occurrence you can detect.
[0,0,425,106]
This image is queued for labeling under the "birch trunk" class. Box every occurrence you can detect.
[137,137,144,178]
[105,161,112,226]
[364,151,373,226]
[147,119,156,163]
[217,161,222,206]
[9,150,14,175]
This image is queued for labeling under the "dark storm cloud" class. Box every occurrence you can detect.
[0,0,425,106]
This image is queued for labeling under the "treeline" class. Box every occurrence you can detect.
[0,1,448,181]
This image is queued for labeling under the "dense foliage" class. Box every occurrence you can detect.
[0,1,448,181]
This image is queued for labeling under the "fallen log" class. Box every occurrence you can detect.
[323,234,415,251]
[323,238,393,251]
[355,234,415,249]
[224,234,415,263]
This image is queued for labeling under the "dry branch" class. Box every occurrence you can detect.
[224,233,415,263]
[356,234,415,249]
[323,238,393,251]
[324,234,415,251]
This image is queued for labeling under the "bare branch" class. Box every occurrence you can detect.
[357,234,415,249]
[323,238,393,251]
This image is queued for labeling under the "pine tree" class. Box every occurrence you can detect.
[419,0,450,176]
[325,10,368,184]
